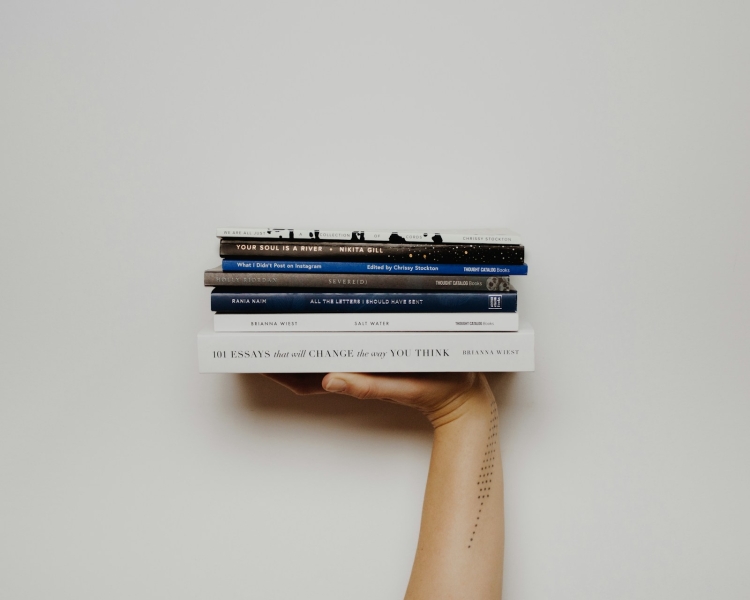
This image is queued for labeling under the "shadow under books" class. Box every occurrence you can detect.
[233,372,518,435]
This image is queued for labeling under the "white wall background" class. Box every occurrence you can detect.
[1,1,749,598]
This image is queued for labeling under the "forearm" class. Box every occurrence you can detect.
[405,382,504,600]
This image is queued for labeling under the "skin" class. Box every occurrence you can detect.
[263,372,504,600]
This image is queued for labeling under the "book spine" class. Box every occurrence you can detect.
[221,260,529,276]
[205,270,512,291]
[210,291,517,313]
[216,228,522,245]
[214,312,520,332]
[197,326,535,373]
[219,240,524,264]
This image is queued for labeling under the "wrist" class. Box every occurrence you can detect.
[424,373,496,430]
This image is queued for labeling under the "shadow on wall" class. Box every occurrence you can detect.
[230,372,521,436]
[487,372,521,421]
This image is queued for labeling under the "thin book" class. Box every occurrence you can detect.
[213,312,520,332]
[217,227,522,245]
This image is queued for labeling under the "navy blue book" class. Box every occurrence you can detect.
[211,289,518,313]
[221,259,529,276]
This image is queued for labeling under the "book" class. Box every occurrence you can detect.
[214,312,520,332]
[220,239,524,264]
[205,267,513,292]
[221,260,529,276]
[211,289,518,313]
[197,325,535,373]
[216,227,522,245]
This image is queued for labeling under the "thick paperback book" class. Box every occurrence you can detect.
[214,312,520,332]
[220,239,524,264]
[216,227,522,245]
[221,259,529,276]
[197,325,535,373]
[205,267,513,292]
[211,289,518,313]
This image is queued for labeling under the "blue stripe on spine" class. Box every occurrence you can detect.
[221,260,528,276]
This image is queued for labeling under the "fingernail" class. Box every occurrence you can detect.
[324,378,346,392]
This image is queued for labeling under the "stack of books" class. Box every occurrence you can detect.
[197,228,534,373]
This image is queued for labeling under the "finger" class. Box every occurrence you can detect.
[261,373,328,395]
[321,372,476,405]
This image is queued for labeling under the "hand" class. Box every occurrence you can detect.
[261,372,495,428]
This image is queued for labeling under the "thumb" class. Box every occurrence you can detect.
[322,372,406,401]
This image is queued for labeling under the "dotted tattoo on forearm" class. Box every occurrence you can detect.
[469,401,498,549]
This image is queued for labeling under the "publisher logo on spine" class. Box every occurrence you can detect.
[488,295,504,310]
[486,277,500,291]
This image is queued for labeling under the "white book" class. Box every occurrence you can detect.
[216,227,522,245]
[197,324,534,373]
[214,312,519,332]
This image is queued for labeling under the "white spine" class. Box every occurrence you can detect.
[217,228,522,245]
[197,326,534,373]
[214,312,519,332]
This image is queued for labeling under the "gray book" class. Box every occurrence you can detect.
[204,267,512,292]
